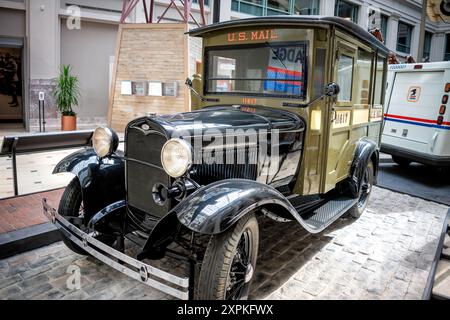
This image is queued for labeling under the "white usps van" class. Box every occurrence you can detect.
[381,62,450,167]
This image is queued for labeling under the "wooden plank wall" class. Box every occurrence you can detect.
[108,24,189,132]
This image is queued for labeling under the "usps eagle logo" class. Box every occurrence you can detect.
[407,86,421,102]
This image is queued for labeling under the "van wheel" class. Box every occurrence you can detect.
[58,178,116,255]
[195,213,259,300]
[347,160,374,219]
[392,155,411,167]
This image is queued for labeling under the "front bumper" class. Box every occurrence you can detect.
[42,199,190,300]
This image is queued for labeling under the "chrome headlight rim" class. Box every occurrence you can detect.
[161,138,193,178]
[92,126,119,158]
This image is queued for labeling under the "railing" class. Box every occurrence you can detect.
[0,130,94,197]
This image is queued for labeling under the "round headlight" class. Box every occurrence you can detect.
[92,127,118,158]
[161,138,193,178]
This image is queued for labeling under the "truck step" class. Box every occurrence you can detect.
[302,197,357,232]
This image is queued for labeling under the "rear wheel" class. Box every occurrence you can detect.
[392,155,412,167]
[195,213,259,300]
[347,160,374,219]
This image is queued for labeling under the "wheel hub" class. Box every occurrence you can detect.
[245,264,254,283]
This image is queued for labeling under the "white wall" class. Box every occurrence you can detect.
[28,0,59,79]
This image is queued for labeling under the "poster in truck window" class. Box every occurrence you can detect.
[264,45,306,96]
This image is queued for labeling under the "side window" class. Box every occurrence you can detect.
[355,49,373,105]
[337,54,353,101]
[313,48,326,99]
[373,54,386,106]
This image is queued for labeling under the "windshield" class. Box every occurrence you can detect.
[205,42,308,99]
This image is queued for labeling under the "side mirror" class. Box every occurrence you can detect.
[185,77,193,87]
[325,82,340,97]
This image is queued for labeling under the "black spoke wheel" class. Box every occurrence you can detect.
[58,178,89,255]
[58,178,116,255]
[347,160,374,219]
[195,213,259,300]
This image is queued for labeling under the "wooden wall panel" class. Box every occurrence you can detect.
[108,24,189,132]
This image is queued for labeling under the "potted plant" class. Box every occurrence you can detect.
[53,65,80,131]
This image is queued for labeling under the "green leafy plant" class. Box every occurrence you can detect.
[53,65,80,116]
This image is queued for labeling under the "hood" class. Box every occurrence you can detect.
[146,105,304,138]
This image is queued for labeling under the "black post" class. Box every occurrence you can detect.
[38,100,42,132]
[11,137,19,196]
[42,100,46,132]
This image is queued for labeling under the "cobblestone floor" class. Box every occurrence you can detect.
[0,187,448,300]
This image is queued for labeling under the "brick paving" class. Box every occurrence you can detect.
[0,187,448,300]
[0,189,63,233]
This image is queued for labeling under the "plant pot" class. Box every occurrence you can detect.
[61,115,77,131]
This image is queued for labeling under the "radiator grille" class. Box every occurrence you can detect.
[125,124,170,222]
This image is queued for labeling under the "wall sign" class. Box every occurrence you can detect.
[121,81,132,95]
[148,82,163,96]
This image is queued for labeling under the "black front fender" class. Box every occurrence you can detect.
[175,179,302,235]
[53,148,125,221]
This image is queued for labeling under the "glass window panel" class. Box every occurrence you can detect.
[423,31,432,61]
[206,43,309,98]
[313,48,326,99]
[374,55,385,105]
[267,0,289,12]
[397,22,412,53]
[335,0,359,23]
[337,54,353,101]
[445,34,450,61]
[240,1,264,15]
[294,0,320,15]
[355,49,372,105]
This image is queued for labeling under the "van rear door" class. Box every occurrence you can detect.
[383,70,444,144]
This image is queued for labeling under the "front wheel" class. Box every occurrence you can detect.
[195,213,259,300]
[347,160,374,219]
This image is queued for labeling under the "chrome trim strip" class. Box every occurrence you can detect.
[42,199,189,300]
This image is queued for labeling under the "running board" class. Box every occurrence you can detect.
[299,197,357,233]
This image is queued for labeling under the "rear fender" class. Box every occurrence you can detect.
[345,138,379,198]
[53,147,125,222]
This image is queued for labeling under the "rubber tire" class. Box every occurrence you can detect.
[347,160,374,219]
[195,213,259,300]
[392,155,412,167]
[58,178,89,255]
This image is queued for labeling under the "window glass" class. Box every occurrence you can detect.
[231,0,319,16]
[206,43,308,98]
[423,32,432,61]
[337,54,353,101]
[294,0,320,15]
[192,0,209,5]
[267,0,289,13]
[313,48,326,99]
[445,34,450,61]
[373,55,385,105]
[397,22,412,53]
[335,0,359,23]
[355,49,372,105]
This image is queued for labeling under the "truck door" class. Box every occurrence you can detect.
[323,38,358,192]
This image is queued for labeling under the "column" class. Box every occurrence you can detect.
[27,0,60,130]
[358,2,369,30]
[410,22,420,61]
[430,32,446,62]
[385,14,399,53]
[216,0,231,22]
[320,0,336,16]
